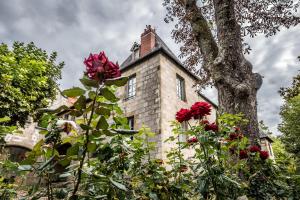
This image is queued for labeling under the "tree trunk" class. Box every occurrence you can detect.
[185,0,262,141]
[213,0,261,141]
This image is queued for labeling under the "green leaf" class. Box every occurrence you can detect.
[59,172,72,178]
[74,95,86,110]
[149,193,159,200]
[96,116,109,130]
[69,110,83,117]
[38,156,55,171]
[80,76,99,88]
[58,158,71,167]
[95,107,111,116]
[101,87,117,102]
[87,142,97,152]
[18,165,32,171]
[80,124,91,130]
[67,143,80,156]
[62,87,85,97]
[0,116,10,123]
[88,91,96,99]
[109,177,128,191]
[105,76,128,87]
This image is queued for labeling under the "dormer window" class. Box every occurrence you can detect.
[130,42,140,61]
[133,49,139,60]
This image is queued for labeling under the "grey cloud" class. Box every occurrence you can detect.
[0,0,299,135]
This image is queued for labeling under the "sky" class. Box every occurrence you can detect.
[0,0,299,135]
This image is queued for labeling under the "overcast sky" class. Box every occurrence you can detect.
[1,0,299,135]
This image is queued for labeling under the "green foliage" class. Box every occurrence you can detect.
[272,138,297,174]
[279,94,300,173]
[2,53,299,199]
[0,42,64,126]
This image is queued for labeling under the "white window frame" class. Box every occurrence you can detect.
[176,75,186,101]
[127,74,136,99]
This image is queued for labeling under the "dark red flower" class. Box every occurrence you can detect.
[179,165,188,172]
[235,127,241,133]
[62,122,73,134]
[176,108,192,123]
[229,147,236,154]
[229,133,244,141]
[190,102,211,119]
[84,51,121,81]
[249,145,260,153]
[204,122,218,132]
[187,137,198,144]
[104,61,121,79]
[259,150,269,160]
[239,150,248,159]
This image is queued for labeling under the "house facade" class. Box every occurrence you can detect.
[117,25,217,159]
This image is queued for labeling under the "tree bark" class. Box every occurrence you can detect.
[185,0,262,141]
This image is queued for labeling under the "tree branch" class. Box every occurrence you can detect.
[183,0,219,66]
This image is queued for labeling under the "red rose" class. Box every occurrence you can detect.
[187,137,198,144]
[239,150,248,159]
[235,127,241,133]
[179,165,188,172]
[84,51,121,82]
[229,147,236,154]
[104,61,121,79]
[62,122,73,134]
[204,122,218,132]
[249,145,260,153]
[259,150,269,160]
[229,133,243,141]
[176,108,192,123]
[190,102,211,119]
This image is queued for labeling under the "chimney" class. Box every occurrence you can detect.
[140,25,156,57]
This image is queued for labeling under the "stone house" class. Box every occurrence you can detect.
[116,25,217,159]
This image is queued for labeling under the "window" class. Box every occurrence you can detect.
[127,116,134,130]
[127,75,136,98]
[133,49,139,60]
[176,75,186,101]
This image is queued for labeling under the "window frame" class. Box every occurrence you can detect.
[126,74,136,99]
[127,116,134,130]
[176,74,186,101]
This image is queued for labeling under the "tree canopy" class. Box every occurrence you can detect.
[0,42,64,126]
[163,0,300,139]
[163,0,300,85]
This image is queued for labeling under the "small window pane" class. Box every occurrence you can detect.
[176,75,185,101]
[127,75,136,98]
[127,116,134,130]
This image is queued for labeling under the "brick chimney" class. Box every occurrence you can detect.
[140,25,156,57]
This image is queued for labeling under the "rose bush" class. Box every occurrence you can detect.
[3,51,298,200]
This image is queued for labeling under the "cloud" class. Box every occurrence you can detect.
[0,0,299,135]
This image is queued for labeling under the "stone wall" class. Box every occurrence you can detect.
[117,54,162,157]
[159,54,217,160]
[118,53,217,159]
